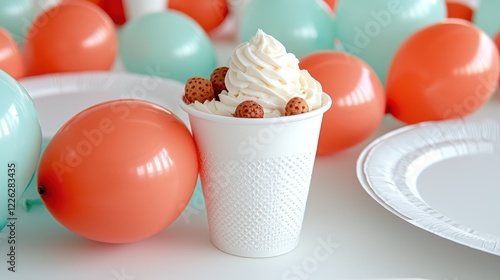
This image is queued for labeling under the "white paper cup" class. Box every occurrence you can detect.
[179,93,332,257]
[123,0,167,20]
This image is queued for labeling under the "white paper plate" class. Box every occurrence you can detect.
[357,118,500,256]
[19,71,188,137]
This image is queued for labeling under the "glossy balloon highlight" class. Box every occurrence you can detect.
[168,0,229,33]
[300,51,386,154]
[240,0,335,59]
[336,0,446,85]
[119,11,217,83]
[23,1,118,76]
[37,100,199,243]
[386,20,500,124]
[0,70,42,230]
[0,27,25,79]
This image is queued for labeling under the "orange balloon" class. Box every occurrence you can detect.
[24,0,117,76]
[446,1,473,21]
[496,32,500,51]
[0,27,25,79]
[37,100,199,243]
[84,0,100,5]
[168,0,228,33]
[386,20,500,124]
[495,32,500,84]
[324,0,336,12]
[96,0,127,25]
[300,51,386,155]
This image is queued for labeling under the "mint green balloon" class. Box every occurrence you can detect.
[0,0,36,47]
[119,11,217,83]
[240,0,335,59]
[20,137,50,211]
[336,0,446,86]
[474,0,500,38]
[0,70,42,230]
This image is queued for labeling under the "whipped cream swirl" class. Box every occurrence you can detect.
[190,29,323,117]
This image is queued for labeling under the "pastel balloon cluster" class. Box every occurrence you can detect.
[240,0,335,59]
[335,0,447,86]
[0,0,213,243]
[0,0,224,83]
[93,0,229,33]
[0,0,119,77]
[295,0,500,155]
[23,1,118,76]
[168,0,229,33]
[382,0,500,125]
[93,0,227,82]
[385,20,499,124]
[0,65,200,241]
[0,0,36,79]
[112,0,226,82]
[118,10,217,83]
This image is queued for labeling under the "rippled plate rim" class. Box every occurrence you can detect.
[19,71,187,137]
[356,118,500,256]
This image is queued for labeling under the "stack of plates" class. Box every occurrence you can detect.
[357,118,500,256]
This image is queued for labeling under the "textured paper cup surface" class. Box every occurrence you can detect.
[179,93,332,257]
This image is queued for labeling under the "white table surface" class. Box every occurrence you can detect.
[2,16,500,280]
